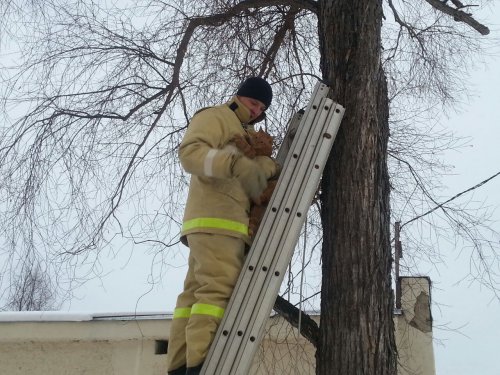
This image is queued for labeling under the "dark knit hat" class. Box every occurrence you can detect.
[236,77,273,108]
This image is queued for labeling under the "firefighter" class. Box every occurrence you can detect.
[167,77,279,375]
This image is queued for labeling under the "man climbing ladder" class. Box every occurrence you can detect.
[166,77,280,375]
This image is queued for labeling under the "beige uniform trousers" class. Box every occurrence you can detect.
[166,233,245,371]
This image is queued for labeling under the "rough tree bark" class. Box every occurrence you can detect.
[317,0,397,374]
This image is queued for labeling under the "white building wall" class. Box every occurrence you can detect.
[0,277,435,375]
[0,315,170,375]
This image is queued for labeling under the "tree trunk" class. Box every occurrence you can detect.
[317,0,397,374]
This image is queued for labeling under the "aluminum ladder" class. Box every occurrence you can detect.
[202,81,345,374]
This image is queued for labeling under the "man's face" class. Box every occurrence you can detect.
[238,96,266,122]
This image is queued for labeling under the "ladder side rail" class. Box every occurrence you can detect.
[233,104,345,374]
[229,102,343,373]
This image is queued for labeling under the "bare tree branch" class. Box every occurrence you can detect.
[274,295,319,347]
[424,0,490,35]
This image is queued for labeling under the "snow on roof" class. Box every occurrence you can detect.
[0,311,172,322]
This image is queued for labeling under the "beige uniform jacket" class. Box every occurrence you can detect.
[179,97,263,245]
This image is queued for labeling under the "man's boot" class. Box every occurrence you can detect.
[185,363,203,375]
[167,365,187,375]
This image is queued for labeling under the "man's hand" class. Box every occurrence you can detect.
[254,156,280,180]
[232,157,267,201]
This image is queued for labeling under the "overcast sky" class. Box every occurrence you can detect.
[424,17,500,374]
[2,2,499,375]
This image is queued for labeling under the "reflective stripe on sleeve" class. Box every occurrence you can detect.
[182,217,248,236]
[191,303,225,319]
[204,149,218,177]
[173,307,192,319]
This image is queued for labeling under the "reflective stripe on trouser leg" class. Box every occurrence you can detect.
[185,233,245,368]
[166,254,198,372]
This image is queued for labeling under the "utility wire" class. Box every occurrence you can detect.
[401,170,500,229]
